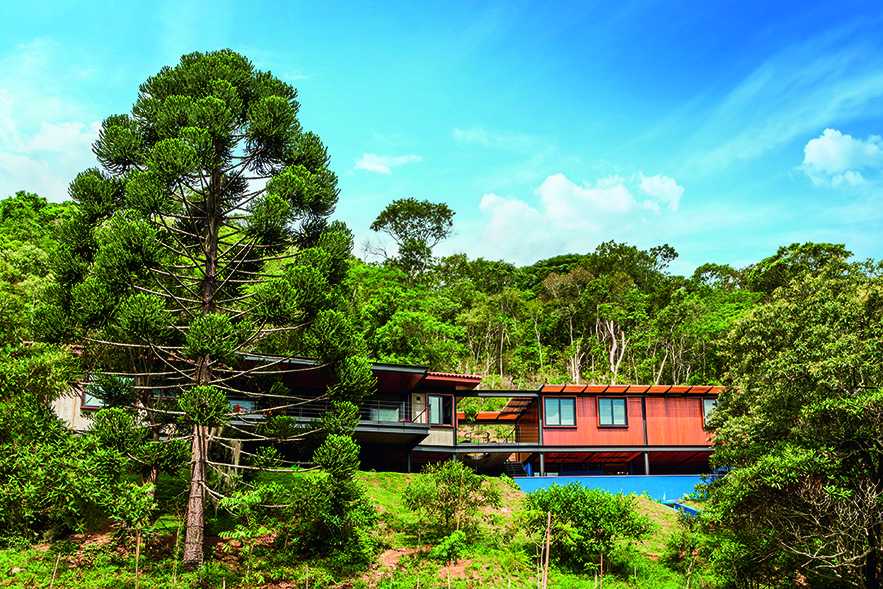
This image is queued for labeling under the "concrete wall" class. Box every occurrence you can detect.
[51,389,94,431]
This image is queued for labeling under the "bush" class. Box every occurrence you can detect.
[522,483,652,573]
[402,460,501,538]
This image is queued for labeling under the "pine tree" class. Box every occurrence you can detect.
[38,50,373,568]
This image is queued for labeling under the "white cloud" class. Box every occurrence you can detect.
[0,40,101,200]
[353,153,422,175]
[639,173,683,212]
[676,28,883,175]
[477,171,684,264]
[802,128,883,188]
[453,126,540,151]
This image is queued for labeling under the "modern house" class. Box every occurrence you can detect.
[54,357,720,480]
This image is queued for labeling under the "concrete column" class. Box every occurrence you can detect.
[644,451,650,475]
[539,453,546,476]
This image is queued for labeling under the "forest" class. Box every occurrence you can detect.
[2,50,883,588]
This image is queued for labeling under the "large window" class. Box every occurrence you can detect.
[598,397,627,426]
[703,398,717,425]
[429,395,453,426]
[544,397,576,426]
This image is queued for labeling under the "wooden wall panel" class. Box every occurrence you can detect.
[645,397,711,445]
[542,397,644,446]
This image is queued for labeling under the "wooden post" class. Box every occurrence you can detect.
[49,554,60,589]
[135,527,141,589]
[600,552,603,588]
[542,511,551,589]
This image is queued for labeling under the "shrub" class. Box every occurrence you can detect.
[522,482,652,573]
[402,460,501,538]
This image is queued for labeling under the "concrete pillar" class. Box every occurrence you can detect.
[644,451,650,475]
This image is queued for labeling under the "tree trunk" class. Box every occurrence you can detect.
[182,423,208,569]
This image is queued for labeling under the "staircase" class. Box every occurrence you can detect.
[503,460,528,478]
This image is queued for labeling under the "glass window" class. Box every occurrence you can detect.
[703,398,717,425]
[429,395,453,425]
[81,390,105,408]
[544,398,576,426]
[598,398,627,426]
[230,399,256,414]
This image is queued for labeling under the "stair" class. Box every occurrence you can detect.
[503,460,528,478]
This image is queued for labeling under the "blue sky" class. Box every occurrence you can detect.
[2,0,883,275]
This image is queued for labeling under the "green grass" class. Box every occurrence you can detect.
[0,471,710,588]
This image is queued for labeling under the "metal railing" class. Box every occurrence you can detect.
[456,422,539,445]
[232,398,428,426]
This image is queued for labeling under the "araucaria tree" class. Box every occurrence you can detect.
[38,50,372,568]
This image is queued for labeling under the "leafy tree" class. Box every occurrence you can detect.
[37,50,373,568]
[707,258,883,588]
[0,192,74,340]
[369,197,455,284]
[402,460,501,537]
[522,482,652,573]
[743,242,851,296]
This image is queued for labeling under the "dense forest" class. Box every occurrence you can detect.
[2,186,853,390]
[3,50,883,589]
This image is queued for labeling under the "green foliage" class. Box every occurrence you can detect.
[523,483,652,573]
[707,258,883,587]
[403,460,501,537]
[430,530,467,565]
[370,197,455,283]
[178,385,230,426]
[312,434,360,481]
[86,374,138,408]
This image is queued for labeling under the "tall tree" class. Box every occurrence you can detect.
[369,197,454,284]
[708,256,883,588]
[38,50,372,568]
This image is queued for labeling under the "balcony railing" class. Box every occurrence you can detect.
[229,398,428,426]
[457,422,539,445]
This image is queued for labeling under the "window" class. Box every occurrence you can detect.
[598,397,627,426]
[429,395,453,425]
[230,399,256,414]
[81,389,105,409]
[544,398,576,426]
[703,398,717,425]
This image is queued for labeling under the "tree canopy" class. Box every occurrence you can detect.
[35,49,373,569]
[369,197,455,284]
[707,256,883,588]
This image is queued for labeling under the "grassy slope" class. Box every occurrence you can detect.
[358,471,690,588]
[0,472,691,589]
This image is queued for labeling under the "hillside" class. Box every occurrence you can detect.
[0,470,696,589]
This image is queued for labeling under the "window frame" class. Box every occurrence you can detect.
[428,394,454,427]
[702,397,718,426]
[597,397,628,427]
[543,397,577,427]
[80,389,105,409]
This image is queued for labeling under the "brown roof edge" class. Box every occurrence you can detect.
[423,372,483,390]
[538,384,725,395]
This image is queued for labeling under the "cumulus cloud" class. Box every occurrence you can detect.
[802,129,883,188]
[639,173,683,212]
[353,153,422,175]
[477,171,684,264]
[0,40,101,200]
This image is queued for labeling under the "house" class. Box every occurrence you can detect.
[54,357,720,479]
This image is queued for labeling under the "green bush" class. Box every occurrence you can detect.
[522,483,652,573]
[402,460,501,538]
